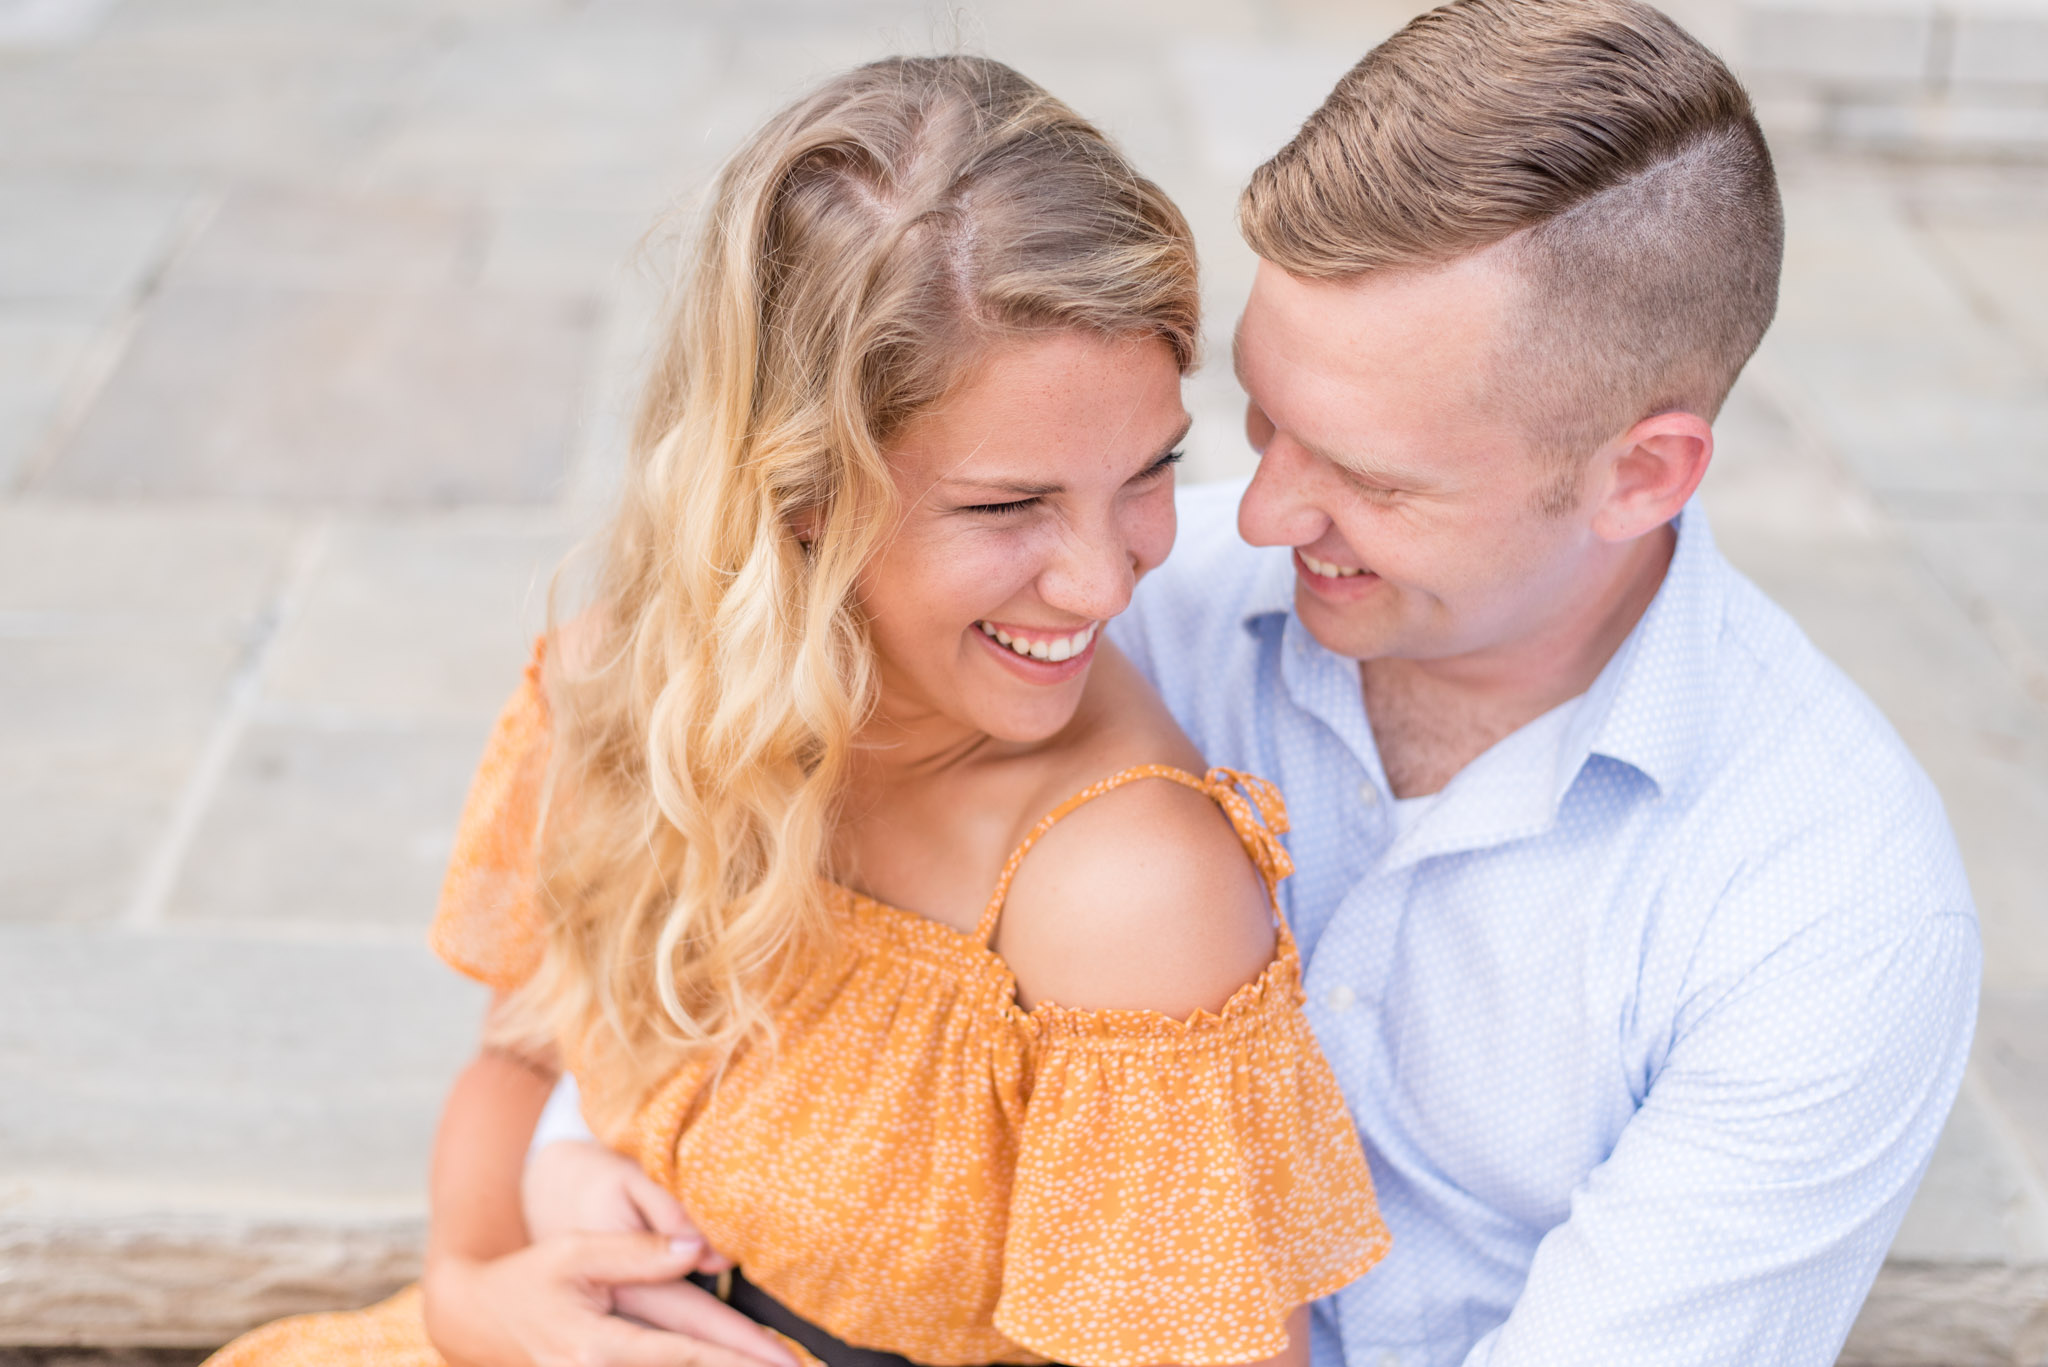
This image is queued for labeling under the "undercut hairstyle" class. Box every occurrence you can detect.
[1240,0,1783,508]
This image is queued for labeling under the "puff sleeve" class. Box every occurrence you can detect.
[427,644,551,991]
[995,957,1391,1367]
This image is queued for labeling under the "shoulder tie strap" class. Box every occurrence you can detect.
[973,764,1295,947]
[1205,766,1295,888]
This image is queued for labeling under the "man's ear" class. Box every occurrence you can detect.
[1588,410,1712,543]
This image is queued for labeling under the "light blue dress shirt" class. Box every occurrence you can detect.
[1110,481,1981,1367]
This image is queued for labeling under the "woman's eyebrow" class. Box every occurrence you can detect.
[945,476,1064,497]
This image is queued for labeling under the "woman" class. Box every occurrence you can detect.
[208,54,1386,1367]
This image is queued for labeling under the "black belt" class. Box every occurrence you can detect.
[687,1268,926,1367]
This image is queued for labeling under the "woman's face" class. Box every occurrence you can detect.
[858,330,1188,746]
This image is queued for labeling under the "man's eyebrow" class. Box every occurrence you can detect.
[1295,433,1356,468]
[1233,330,1437,489]
[1159,415,1194,455]
[1289,428,1437,490]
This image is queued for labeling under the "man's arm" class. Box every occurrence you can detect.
[1463,823,1981,1366]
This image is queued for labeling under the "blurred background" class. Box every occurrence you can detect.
[1,0,2044,1363]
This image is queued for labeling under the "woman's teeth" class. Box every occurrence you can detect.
[977,620,1099,663]
[1301,551,1366,579]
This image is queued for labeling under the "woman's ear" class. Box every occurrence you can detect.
[788,506,821,549]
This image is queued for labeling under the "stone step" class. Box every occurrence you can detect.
[1739,0,2048,156]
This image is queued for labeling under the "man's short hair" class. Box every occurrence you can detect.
[1241,0,1784,497]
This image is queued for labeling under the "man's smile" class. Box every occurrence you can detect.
[1300,550,1369,579]
[1295,549,1382,599]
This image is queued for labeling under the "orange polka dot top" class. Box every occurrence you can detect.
[431,652,1390,1367]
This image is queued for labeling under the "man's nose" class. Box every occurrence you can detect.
[1238,433,1331,549]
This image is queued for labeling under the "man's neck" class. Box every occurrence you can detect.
[1363,524,1676,799]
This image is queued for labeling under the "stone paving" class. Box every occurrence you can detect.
[1,1,2045,1364]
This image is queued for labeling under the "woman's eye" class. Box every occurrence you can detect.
[960,450,1180,516]
[962,497,1040,517]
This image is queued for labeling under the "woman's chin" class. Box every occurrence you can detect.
[968,680,1092,746]
[967,691,1084,746]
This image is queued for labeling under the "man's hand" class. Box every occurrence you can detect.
[523,1139,731,1276]
[520,1139,771,1357]
[424,1232,794,1367]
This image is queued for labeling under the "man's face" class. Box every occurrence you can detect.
[1235,249,1609,669]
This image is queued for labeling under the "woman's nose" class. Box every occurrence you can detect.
[1041,522,1137,622]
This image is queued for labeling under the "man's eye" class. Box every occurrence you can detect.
[962,497,1040,516]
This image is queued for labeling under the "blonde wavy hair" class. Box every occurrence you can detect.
[507,56,1200,1112]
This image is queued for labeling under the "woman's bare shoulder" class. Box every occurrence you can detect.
[993,645,1275,1017]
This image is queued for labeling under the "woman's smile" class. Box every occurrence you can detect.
[973,617,1101,682]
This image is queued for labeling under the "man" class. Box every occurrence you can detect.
[1109,1,1979,1363]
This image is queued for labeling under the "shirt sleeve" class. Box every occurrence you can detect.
[1461,808,1981,1367]
[528,1072,598,1159]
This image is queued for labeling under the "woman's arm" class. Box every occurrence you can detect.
[427,1041,554,1266]
[417,1007,790,1367]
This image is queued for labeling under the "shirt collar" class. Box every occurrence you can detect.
[1396,505,1723,865]
[1574,499,1724,798]
[1241,539,1300,629]
[1256,502,1726,866]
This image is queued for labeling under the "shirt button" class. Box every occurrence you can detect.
[1378,1354,1401,1367]
[1326,984,1357,1012]
[1359,782,1380,806]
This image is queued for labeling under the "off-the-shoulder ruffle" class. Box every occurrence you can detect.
[1019,937,1300,1045]
[426,647,549,992]
[998,951,1389,1365]
[623,890,1388,1367]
